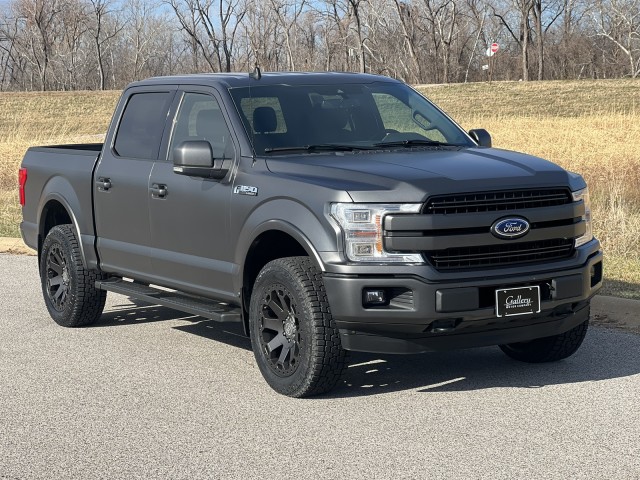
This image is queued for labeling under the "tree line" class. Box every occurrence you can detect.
[0,0,639,92]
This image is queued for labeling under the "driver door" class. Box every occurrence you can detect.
[148,88,238,300]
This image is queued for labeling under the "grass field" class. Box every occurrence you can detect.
[1,80,638,298]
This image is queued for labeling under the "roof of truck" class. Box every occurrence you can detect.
[128,71,402,89]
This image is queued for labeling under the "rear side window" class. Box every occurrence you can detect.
[113,92,173,159]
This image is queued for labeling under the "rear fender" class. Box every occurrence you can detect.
[37,176,97,269]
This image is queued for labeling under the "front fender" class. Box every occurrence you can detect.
[233,199,339,292]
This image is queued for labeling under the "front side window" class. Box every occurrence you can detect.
[113,91,173,159]
[169,92,234,161]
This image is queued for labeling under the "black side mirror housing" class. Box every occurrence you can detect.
[468,129,492,148]
[173,141,229,179]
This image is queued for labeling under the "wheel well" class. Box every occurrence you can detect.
[242,230,309,325]
[39,200,72,255]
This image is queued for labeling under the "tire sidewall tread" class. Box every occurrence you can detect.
[40,224,106,327]
[249,256,347,397]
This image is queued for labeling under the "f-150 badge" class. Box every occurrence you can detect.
[234,185,258,196]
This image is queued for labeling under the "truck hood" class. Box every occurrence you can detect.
[264,147,584,203]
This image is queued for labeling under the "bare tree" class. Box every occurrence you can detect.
[1,0,639,90]
[268,0,307,71]
[0,18,20,90]
[348,0,367,72]
[86,0,125,90]
[593,0,640,77]
[167,0,246,72]
[12,0,64,90]
[393,0,422,82]
[494,0,535,80]
[57,0,88,90]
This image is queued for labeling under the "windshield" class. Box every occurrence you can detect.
[229,81,474,155]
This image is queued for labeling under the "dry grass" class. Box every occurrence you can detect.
[0,91,119,237]
[1,81,638,298]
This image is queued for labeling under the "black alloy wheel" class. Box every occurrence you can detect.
[40,225,106,327]
[258,285,302,377]
[45,243,70,312]
[249,256,347,397]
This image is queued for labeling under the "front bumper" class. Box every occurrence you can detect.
[323,243,603,354]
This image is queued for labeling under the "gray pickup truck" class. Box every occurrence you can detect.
[20,72,602,397]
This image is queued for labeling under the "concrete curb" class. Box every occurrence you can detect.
[0,236,36,256]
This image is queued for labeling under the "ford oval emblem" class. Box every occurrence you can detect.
[491,217,530,239]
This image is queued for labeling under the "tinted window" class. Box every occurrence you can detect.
[169,93,235,160]
[113,92,173,159]
[239,97,287,134]
[229,83,473,155]
[372,93,448,143]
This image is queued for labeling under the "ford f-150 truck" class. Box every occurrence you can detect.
[20,72,603,397]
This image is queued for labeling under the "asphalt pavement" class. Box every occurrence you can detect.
[1,254,639,479]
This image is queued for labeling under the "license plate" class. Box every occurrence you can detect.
[495,286,541,317]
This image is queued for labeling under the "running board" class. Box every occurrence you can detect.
[96,278,242,323]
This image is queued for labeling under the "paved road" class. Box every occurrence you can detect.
[1,254,639,479]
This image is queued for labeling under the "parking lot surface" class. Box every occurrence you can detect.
[1,254,639,479]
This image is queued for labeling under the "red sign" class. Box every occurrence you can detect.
[491,43,499,54]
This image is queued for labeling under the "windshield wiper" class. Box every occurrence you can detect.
[263,144,375,154]
[373,139,462,148]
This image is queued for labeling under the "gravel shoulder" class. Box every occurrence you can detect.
[1,236,638,335]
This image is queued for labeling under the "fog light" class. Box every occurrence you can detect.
[363,289,387,307]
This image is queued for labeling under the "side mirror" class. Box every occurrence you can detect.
[173,141,228,179]
[468,129,492,148]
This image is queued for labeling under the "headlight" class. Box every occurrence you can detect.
[572,188,593,247]
[330,203,423,263]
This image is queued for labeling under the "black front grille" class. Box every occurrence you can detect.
[426,238,575,270]
[425,189,571,215]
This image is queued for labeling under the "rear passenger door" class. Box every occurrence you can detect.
[148,88,238,300]
[94,87,176,279]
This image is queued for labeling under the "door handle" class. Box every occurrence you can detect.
[150,184,168,199]
[96,177,111,191]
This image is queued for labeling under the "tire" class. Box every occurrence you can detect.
[249,257,347,397]
[40,224,106,327]
[499,315,589,363]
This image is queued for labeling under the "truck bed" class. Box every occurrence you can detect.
[20,143,103,267]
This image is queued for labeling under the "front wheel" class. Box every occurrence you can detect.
[249,257,347,397]
[40,225,106,327]
[499,315,589,363]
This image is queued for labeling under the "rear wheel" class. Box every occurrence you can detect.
[499,316,589,363]
[249,257,347,397]
[40,225,106,327]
